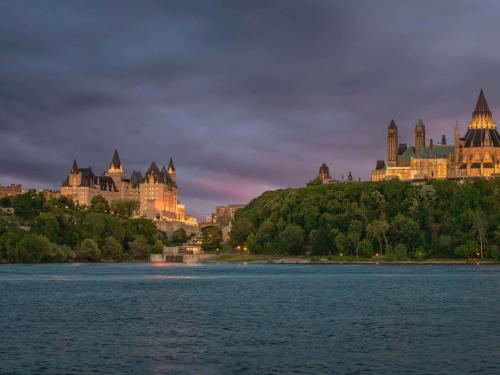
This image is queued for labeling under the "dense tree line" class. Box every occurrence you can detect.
[230,179,500,260]
[0,192,188,263]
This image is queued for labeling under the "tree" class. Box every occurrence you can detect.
[230,218,254,246]
[394,243,408,260]
[348,220,363,258]
[150,240,164,254]
[16,234,53,263]
[454,241,476,259]
[366,220,389,254]
[202,227,222,252]
[77,239,101,261]
[359,239,373,258]
[102,236,123,260]
[171,228,187,244]
[473,210,487,260]
[334,233,350,256]
[90,195,109,213]
[111,199,139,218]
[128,235,149,259]
[277,224,305,255]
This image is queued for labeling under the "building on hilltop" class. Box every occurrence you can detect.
[0,184,23,198]
[372,89,500,181]
[61,150,198,234]
[315,163,359,184]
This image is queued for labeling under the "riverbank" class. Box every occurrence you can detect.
[212,254,500,265]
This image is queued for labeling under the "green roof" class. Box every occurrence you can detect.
[397,145,454,161]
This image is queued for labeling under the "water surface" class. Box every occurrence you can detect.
[1,263,499,374]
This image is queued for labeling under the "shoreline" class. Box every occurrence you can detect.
[209,255,500,265]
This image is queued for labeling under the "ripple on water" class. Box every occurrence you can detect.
[0,263,499,374]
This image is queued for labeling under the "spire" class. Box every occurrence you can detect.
[388,119,397,129]
[168,157,176,172]
[416,118,425,129]
[71,159,78,173]
[110,149,122,169]
[472,88,492,118]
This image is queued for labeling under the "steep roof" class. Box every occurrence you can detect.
[145,162,160,177]
[109,149,122,169]
[472,89,492,118]
[168,157,176,172]
[71,159,78,173]
[388,119,397,129]
[415,119,425,129]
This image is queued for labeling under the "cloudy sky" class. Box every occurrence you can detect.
[1,0,500,217]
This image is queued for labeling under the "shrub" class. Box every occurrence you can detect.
[102,236,124,260]
[454,241,477,259]
[77,239,101,261]
[394,244,408,260]
[359,239,373,258]
[414,247,427,261]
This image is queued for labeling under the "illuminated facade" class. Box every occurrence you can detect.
[61,150,198,232]
[372,89,500,181]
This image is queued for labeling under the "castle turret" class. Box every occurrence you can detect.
[387,119,398,167]
[318,163,331,182]
[415,119,426,153]
[168,157,176,181]
[71,159,78,173]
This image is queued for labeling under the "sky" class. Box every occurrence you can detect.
[1,0,500,218]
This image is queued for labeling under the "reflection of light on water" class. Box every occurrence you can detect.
[48,275,69,280]
[152,262,201,268]
[148,275,198,280]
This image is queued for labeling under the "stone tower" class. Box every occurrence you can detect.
[387,119,398,167]
[415,119,426,153]
[318,163,331,182]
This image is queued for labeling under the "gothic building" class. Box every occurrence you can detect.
[61,150,198,233]
[372,89,500,181]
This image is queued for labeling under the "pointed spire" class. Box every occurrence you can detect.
[110,149,121,169]
[168,157,176,172]
[416,118,425,129]
[472,88,492,118]
[388,119,397,129]
[71,159,78,173]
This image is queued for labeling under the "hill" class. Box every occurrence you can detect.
[230,179,500,260]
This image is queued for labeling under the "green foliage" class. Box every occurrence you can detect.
[111,199,139,218]
[394,244,408,260]
[359,239,373,258]
[414,247,427,261]
[90,195,109,213]
[128,235,150,259]
[171,228,187,244]
[150,240,164,254]
[277,224,305,255]
[230,179,500,259]
[102,236,124,260]
[0,192,162,263]
[77,239,101,261]
[202,227,222,252]
[454,241,477,259]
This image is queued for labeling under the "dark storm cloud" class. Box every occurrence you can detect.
[2,0,500,216]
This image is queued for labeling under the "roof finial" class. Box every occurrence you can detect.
[71,159,78,173]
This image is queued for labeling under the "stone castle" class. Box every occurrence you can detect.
[371,89,500,181]
[61,150,198,233]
